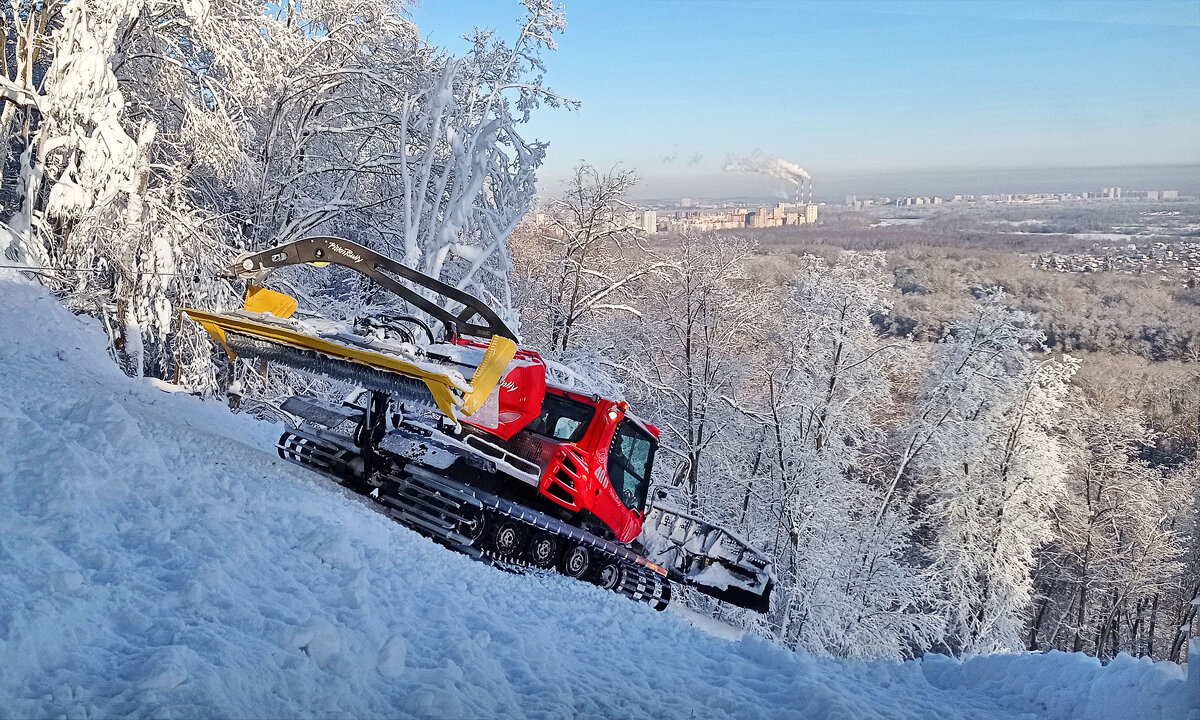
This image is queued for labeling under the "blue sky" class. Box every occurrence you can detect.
[409,1,1200,199]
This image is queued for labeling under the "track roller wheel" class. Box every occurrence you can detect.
[597,562,624,591]
[559,545,592,578]
[490,520,525,557]
[457,509,487,545]
[526,534,559,569]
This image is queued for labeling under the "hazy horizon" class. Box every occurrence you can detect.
[411,1,1199,202]
[620,163,1200,203]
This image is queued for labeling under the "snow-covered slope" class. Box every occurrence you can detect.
[0,273,1189,720]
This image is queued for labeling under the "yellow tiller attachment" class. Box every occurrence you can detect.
[181,307,517,423]
[243,285,298,318]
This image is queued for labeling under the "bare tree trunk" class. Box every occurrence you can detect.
[740,430,764,528]
[1051,593,1077,648]
[1028,594,1051,651]
[1147,593,1159,658]
[1170,590,1197,662]
[1073,580,1089,653]
[1095,589,1121,661]
[1129,596,1146,657]
[1110,598,1121,659]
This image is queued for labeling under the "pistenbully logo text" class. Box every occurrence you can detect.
[327,242,364,263]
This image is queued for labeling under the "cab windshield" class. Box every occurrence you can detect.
[525,394,595,443]
[608,419,655,513]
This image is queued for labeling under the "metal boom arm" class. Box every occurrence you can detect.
[224,237,518,342]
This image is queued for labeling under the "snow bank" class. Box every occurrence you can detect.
[0,272,1189,719]
[922,650,1188,720]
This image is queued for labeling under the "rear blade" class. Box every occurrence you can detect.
[639,501,775,613]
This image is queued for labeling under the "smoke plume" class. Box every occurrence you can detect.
[723,151,810,184]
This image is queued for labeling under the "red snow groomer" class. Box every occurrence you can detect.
[184,237,773,612]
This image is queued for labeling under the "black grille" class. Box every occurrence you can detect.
[546,482,574,505]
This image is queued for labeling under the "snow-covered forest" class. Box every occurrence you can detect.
[2,0,1197,670]
[515,167,1199,662]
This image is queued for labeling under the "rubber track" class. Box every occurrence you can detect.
[279,429,670,610]
[382,465,672,611]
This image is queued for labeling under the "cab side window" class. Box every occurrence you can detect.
[608,420,654,512]
[526,394,594,443]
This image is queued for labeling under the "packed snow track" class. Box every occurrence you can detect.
[0,273,1189,719]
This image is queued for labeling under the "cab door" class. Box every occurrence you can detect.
[589,418,656,544]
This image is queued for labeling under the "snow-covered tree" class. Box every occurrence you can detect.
[915,292,1077,654]
[1166,459,1199,662]
[2,0,140,265]
[3,0,567,387]
[1030,405,1184,658]
[243,0,572,329]
[615,232,767,511]
[521,162,667,354]
[1027,410,1193,661]
[0,0,226,378]
[726,251,939,659]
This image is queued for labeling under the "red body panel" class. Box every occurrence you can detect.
[454,337,659,545]
[457,338,546,441]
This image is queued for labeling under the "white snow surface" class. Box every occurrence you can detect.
[0,272,1189,720]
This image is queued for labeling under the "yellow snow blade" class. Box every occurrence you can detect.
[181,309,516,422]
[243,285,298,318]
[461,335,516,416]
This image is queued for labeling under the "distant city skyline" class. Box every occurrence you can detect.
[409,1,1200,199]
[636,163,1200,203]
